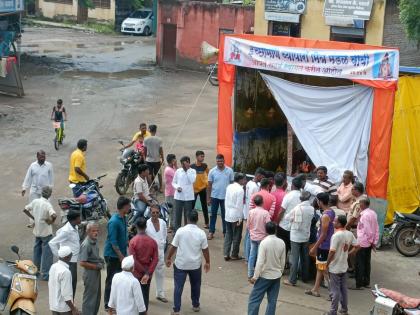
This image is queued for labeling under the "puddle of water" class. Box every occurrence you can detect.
[76,44,86,48]
[61,54,73,58]
[62,68,153,79]
[24,44,39,48]
[113,41,122,46]
[43,50,59,53]
[114,47,124,51]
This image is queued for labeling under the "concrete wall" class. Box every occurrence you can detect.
[157,1,254,69]
[38,0,115,21]
[254,0,386,45]
[383,0,420,66]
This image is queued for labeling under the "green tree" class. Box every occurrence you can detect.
[399,0,420,46]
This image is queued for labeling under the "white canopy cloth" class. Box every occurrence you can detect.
[260,73,374,183]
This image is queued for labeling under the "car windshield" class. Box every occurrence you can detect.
[129,11,150,19]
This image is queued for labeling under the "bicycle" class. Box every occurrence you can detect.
[53,120,65,150]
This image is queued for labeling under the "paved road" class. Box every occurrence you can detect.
[0,27,419,315]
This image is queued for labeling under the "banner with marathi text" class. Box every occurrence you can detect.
[224,37,399,81]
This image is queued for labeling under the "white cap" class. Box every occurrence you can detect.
[121,255,134,270]
[58,246,72,258]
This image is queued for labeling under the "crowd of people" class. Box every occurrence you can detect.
[20,121,380,315]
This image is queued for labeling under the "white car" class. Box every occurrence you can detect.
[121,9,153,36]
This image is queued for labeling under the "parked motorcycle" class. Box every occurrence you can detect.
[128,199,172,240]
[394,211,420,257]
[371,284,420,315]
[207,63,218,86]
[115,141,143,195]
[58,174,110,240]
[0,246,38,315]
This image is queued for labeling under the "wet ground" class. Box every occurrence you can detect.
[0,26,419,315]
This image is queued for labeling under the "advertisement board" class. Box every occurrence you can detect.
[265,0,306,14]
[323,0,373,20]
[0,0,24,13]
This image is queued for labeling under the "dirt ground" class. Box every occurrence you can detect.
[0,26,419,315]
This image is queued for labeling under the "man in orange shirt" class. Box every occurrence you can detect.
[191,151,209,228]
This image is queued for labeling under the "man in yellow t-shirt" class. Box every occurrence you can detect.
[123,123,151,150]
[69,139,89,197]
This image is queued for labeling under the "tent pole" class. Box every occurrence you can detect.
[287,122,293,176]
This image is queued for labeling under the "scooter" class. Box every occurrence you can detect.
[394,211,420,257]
[0,246,38,315]
[371,285,420,315]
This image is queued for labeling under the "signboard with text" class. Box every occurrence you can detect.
[0,0,24,13]
[224,37,399,81]
[323,0,373,20]
[265,0,306,14]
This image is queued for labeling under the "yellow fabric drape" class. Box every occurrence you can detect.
[386,75,420,223]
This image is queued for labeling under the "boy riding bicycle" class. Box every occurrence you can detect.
[51,99,67,139]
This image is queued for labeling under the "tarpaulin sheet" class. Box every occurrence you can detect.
[260,73,373,183]
[386,76,420,223]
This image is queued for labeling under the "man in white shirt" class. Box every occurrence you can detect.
[108,255,146,315]
[166,210,210,315]
[172,156,196,234]
[22,150,54,227]
[325,215,358,315]
[278,177,304,255]
[49,210,81,297]
[49,246,80,315]
[283,191,314,286]
[243,168,265,262]
[224,173,246,261]
[133,164,153,220]
[248,222,286,315]
[23,186,57,281]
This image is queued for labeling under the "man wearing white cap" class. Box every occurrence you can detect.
[49,246,80,315]
[108,255,146,315]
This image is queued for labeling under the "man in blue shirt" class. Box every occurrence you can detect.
[207,154,234,240]
[104,196,130,311]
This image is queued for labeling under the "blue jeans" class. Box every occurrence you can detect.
[244,226,251,262]
[133,199,147,222]
[173,264,201,313]
[248,277,281,315]
[33,235,53,280]
[248,240,261,278]
[209,198,226,234]
[289,241,309,284]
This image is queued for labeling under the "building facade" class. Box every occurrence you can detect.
[156,0,254,69]
[38,0,115,22]
[254,0,420,66]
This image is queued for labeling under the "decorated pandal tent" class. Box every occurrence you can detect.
[216,34,420,228]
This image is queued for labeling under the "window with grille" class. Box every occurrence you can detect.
[92,0,111,9]
[43,0,73,5]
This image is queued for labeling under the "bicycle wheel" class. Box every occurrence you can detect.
[54,130,59,150]
[58,127,64,144]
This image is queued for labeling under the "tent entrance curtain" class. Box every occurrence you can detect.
[260,73,374,183]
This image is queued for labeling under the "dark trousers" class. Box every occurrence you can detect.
[194,189,209,225]
[289,241,309,284]
[328,272,348,315]
[33,235,53,280]
[174,200,193,234]
[68,262,77,298]
[104,256,122,309]
[248,277,280,315]
[82,269,101,315]
[52,312,71,315]
[173,264,201,313]
[223,221,243,258]
[140,281,151,313]
[276,226,291,254]
[209,198,226,234]
[355,247,372,288]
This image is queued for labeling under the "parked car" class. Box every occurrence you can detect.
[121,9,153,36]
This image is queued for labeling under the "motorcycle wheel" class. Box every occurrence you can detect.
[394,225,420,257]
[11,309,30,315]
[115,172,129,195]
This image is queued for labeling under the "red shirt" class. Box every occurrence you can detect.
[271,188,287,223]
[249,189,276,220]
[129,233,159,280]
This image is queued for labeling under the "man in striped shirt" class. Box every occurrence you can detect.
[313,166,337,194]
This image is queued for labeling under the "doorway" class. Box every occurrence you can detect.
[162,24,177,67]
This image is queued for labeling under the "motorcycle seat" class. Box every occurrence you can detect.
[0,262,14,305]
[402,213,420,221]
[380,288,420,309]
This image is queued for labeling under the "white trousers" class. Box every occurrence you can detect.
[155,251,165,298]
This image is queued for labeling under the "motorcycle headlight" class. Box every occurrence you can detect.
[25,264,38,275]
